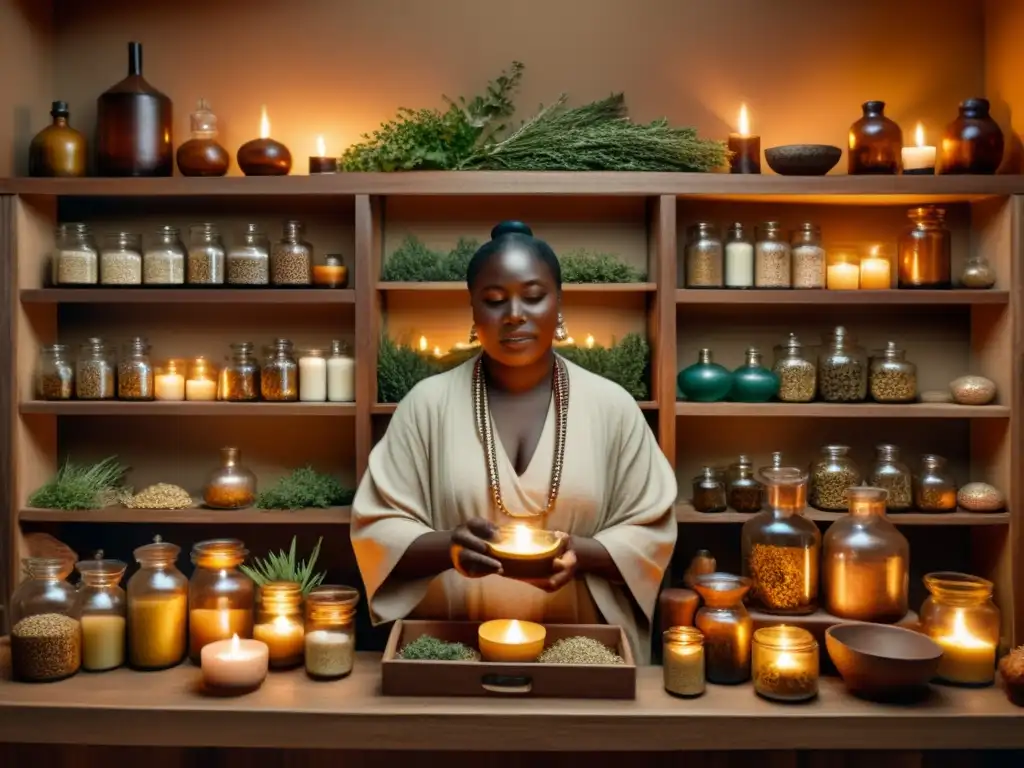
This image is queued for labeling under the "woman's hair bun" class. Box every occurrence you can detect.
[491,220,533,239]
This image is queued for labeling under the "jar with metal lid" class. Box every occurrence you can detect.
[227,223,270,285]
[52,222,98,285]
[868,444,912,511]
[127,535,188,670]
[10,557,82,682]
[728,459,763,513]
[75,556,128,672]
[692,467,726,513]
[870,341,917,403]
[693,573,752,684]
[254,582,305,669]
[724,223,754,288]
[262,338,298,401]
[36,343,75,400]
[272,219,313,285]
[100,232,143,285]
[188,538,255,663]
[772,333,816,403]
[920,572,999,686]
[899,206,951,289]
[914,454,958,512]
[305,585,359,680]
[752,626,819,702]
[809,444,863,511]
[117,336,154,400]
[663,626,705,697]
[203,446,257,509]
[818,326,867,402]
[143,226,186,285]
[219,341,260,401]
[754,222,791,288]
[76,337,116,400]
[684,222,723,288]
[791,223,826,289]
[187,222,226,284]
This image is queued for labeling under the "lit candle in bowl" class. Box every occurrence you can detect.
[309,135,338,175]
[752,625,819,702]
[154,359,186,401]
[902,122,936,175]
[728,104,761,174]
[486,524,563,580]
[201,634,269,694]
[186,356,218,401]
[859,245,892,290]
[478,619,546,663]
[236,105,292,176]
[933,609,996,685]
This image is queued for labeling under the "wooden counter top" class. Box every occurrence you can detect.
[0,651,1022,752]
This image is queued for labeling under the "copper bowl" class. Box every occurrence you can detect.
[765,144,842,176]
[826,623,943,701]
[486,526,563,580]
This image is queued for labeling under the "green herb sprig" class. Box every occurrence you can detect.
[398,635,480,662]
[27,456,128,510]
[255,467,354,510]
[240,536,326,596]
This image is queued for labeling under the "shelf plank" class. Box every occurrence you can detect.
[19,401,357,416]
[674,402,1010,418]
[18,507,351,524]
[379,281,656,292]
[675,503,1010,526]
[20,288,355,304]
[371,400,660,415]
[676,289,1010,306]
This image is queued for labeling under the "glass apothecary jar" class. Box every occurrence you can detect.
[11,557,79,624]
[848,100,903,175]
[822,487,909,623]
[728,456,763,513]
[920,572,999,686]
[693,573,752,685]
[914,454,958,512]
[742,467,820,615]
[692,467,726,513]
[10,557,81,683]
[724,223,754,288]
[272,219,313,285]
[960,254,996,289]
[262,338,299,401]
[100,232,143,285]
[818,326,867,402]
[188,539,255,663]
[791,223,826,289]
[219,341,260,401]
[810,445,862,512]
[663,626,705,697]
[75,557,128,672]
[754,222,791,289]
[36,343,75,400]
[227,223,270,285]
[868,444,913,512]
[52,222,98,285]
[684,222,723,288]
[187,223,226,285]
[305,585,359,680]
[127,536,188,670]
[254,582,305,670]
[899,206,951,289]
[118,336,154,400]
[76,338,116,400]
[299,348,328,402]
[870,341,917,403]
[143,226,186,285]
[772,333,816,403]
[752,626,819,702]
[203,446,257,510]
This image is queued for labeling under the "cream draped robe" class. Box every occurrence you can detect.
[351,357,678,663]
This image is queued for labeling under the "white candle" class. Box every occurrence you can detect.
[902,122,936,174]
[327,354,355,402]
[201,634,269,692]
[299,353,328,401]
[155,373,185,401]
[827,262,860,290]
[725,241,755,287]
[860,256,892,289]
[185,379,217,401]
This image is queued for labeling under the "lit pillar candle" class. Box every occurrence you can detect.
[728,104,761,174]
[934,609,996,685]
[860,247,892,289]
[902,122,936,175]
[189,607,254,660]
[478,619,546,663]
[827,261,860,290]
[253,615,305,669]
[155,359,186,401]
[201,634,269,693]
[186,356,218,401]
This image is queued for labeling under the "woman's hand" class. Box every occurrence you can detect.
[522,533,577,593]
[450,518,503,578]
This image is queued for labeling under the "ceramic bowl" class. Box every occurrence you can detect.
[486,526,563,580]
[826,623,943,701]
[765,144,842,176]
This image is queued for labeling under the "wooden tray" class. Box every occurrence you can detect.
[381,620,636,699]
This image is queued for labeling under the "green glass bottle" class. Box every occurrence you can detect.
[731,347,780,403]
[677,349,732,402]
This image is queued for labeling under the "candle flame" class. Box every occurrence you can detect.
[504,619,527,643]
[433,346,442,358]
[563,336,575,345]
[272,616,294,634]
[316,135,327,157]
[915,122,925,148]
[418,335,428,352]
[943,608,992,649]
[585,334,595,349]
[230,633,240,652]
[260,106,271,140]
[512,524,533,550]
[738,104,750,137]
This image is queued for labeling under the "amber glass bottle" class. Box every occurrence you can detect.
[848,101,903,175]
[29,101,87,177]
[96,42,173,177]
[176,99,229,177]
[939,98,1004,175]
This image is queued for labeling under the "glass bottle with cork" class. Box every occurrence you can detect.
[127,535,188,670]
[75,555,128,672]
[188,539,255,663]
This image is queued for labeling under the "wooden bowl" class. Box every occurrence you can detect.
[826,623,943,701]
[765,144,842,176]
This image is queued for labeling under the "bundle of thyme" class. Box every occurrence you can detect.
[256,467,354,510]
[398,635,480,662]
[28,456,128,510]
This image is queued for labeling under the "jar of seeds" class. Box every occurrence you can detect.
[143,226,186,285]
[227,224,270,285]
[36,343,74,400]
[728,459,763,513]
[791,223,826,289]
[809,445,863,511]
[869,341,917,403]
[76,338,116,400]
[684,222,723,288]
[914,454,958,512]
[187,223,226,284]
[754,222,791,289]
[100,232,143,285]
[818,326,867,402]
[869,444,913,512]
[772,333,817,403]
[118,337,154,400]
[10,557,82,682]
[219,341,260,401]
[692,467,726,513]
[272,219,313,285]
[724,223,754,288]
[262,338,298,401]
[52,222,98,285]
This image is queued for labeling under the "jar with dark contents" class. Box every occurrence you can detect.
[692,467,726,513]
[76,338,116,400]
[914,454,958,512]
[809,445,863,512]
[271,220,313,285]
[684,222,723,288]
[36,343,75,400]
[772,333,816,403]
[818,326,867,402]
[262,339,298,401]
[728,460,763,513]
[117,337,154,400]
[187,223,226,285]
[754,222,791,289]
[693,574,752,684]
[227,224,270,285]
[219,342,260,401]
[869,341,917,403]
[868,444,912,512]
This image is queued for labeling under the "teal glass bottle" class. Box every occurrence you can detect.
[731,347,780,403]
[677,349,733,402]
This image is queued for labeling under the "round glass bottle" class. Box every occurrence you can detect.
[684,222,723,288]
[692,467,726,513]
[752,626,819,702]
[848,100,903,175]
[227,224,270,285]
[754,222,791,289]
[773,333,816,403]
[52,222,98,285]
[724,222,754,288]
[677,348,732,402]
[188,539,255,663]
[262,338,299,401]
[693,573,752,685]
[219,341,260,401]
[187,223,226,284]
[76,338,116,400]
[143,226,186,285]
[914,454,958,512]
[36,343,75,400]
[29,100,87,178]
[118,336,154,400]
[898,206,951,289]
[305,585,359,680]
[741,467,820,615]
[728,459,763,513]
[100,232,143,285]
[809,444,863,511]
[920,572,999,686]
[939,98,1004,175]
[127,536,188,670]
[76,557,128,672]
[868,444,913,512]
[818,326,867,402]
[822,487,909,623]
[9,557,82,682]
[176,98,230,177]
[791,223,826,289]
[731,347,779,403]
[869,341,917,403]
[663,626,705,697]
[272,219,313,285]
[254,582,305,669]
[203,446,257,509]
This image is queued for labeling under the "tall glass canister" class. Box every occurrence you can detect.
[127,536,188,670]
[188,539,255,663]
[898,206,951,289]
[75,557,128,672]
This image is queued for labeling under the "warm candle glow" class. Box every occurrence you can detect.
[316,135,327,157]
[860,246,892,289]
[933,608,997,685]
[563,336,575,345]
[916,122,926,148]
[418,335,428,352]
[737,104,750,137]
[503,619,528,643]
[477,619,546,662]
[259,106,271,140]
[827,261,860,290]
[943,609,990,649]
[433,346,443,358]
[223,633,243,658]
[902,122,936,173]
[585,334,595,349]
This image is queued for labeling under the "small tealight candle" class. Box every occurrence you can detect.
[728,104,761,174]
[478,619,546,663]
[859,246,892,290]
[902,122,937,175]
[308,135,338,175]
[752,625,819,702]
[201,634,269,693]
[154,360,186,401]
[186,356,218,401]
[827,258,861,291]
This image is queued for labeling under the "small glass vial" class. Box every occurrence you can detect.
[870,341,917,403]
[272,219,313,285]
[809,444,863,512]
[692,467,726,513]
[227,223,270,285]
[920,572,999,686]
[9,557,82,683]
[143,226,186,285]
[299,348,328,402]
[724,223,754,288]
[754,222,791,288]
[52,222,98,285]
[36,343,75,400]
[187,222,226,285]
[914,454,958,512]
[772,333,816,403]
[818,326,867,402]
[76,337,116,400]
[960,254,996,289]
[728,460,763,513]
[305,585,359,680]
[254,582,305,670]
[185,356,218,401]
[752,626,819,702]
[684,222,723,288]
[328,340,355,402]
[219,341,260,401]
[188,539,255,663]
[869,444,913,512]
[75,556,128,672]
[117,336,154,400]
[262,338,298,401]
[791,223,826,289]
[663,627,705,697]
[127,536,188,670]
[899,206,951,289]
[154,358,187,401]
[202,446,257,509]
[100,232,143,285]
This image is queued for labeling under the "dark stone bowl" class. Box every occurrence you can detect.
[765,144,842,176]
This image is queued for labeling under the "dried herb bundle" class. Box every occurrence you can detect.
[256,467,354,510]
[240,536,326,596]
[398,635,480,662]
[28,456,128,511]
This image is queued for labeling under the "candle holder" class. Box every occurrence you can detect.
[253,582,305,669]
[859,245,893,290]
[827,249,861,291]
[186,356,218,401]
[728,104,760,174]
[309,156,338,174]
[305,585,359,680]
[201,634,269,695]
[902,122,936,175]
[663,626,705,697]
[752,625,819,702]
[478,619,546,663]
[920,572,999,686]
[188,539,255,663]
[238,138,292,176]
[154,359,187,401]
[486,525,563,579]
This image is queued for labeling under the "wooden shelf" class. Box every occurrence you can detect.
[20,288,355,304]
[674,402,1010,418]
[19,401,357,416]
[380,281,656,292]
[676,289,1010,306]
[371,400,659,415]
[18,506,352,524]
[675,503,1011,526]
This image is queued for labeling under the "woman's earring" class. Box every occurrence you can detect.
[554,313,568,342]
[468,324,479,344]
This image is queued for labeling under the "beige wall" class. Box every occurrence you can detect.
[0,0,53,176]
[985,0,1024,172]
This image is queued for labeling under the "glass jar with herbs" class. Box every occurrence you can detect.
[791,223,826,289]
[728,459,763,513]
[305,585,359,680]
[724,222,754,288]
[868,444,913,512]
[203,447,257,509]
[76,338,116,400]
[818,326,867,402]
[693,573,752,684]
[187,223,226,285]
[52,222,98,285]
[10,557,81,683]
[869,341,917,403]
[262,339,299,401]
[914,454,958,512]
[143,226,186,285]
[754,222,791,289]
[809,445,863,512]
[117,337,154,400]
[36,343,75,400]
[772,333,817,403]
[898,206,951,289]
[272,219,313,285]
[684,222,723,288]
[692,467,726,513]
[219,341,260,401]
[227,223,270,285]
[100,232,143,285]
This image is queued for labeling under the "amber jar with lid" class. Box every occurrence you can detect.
[752,626,819,702]
[848,100,903,175]
[914,454,957,512]
[262,338,299,401]
[692,467,726,513]
[254,582,305,669]
[939,98,1004,175]
[203,447,257,509]
[305,585,359,680]
[127,536,188,670]
[176,98,229,177]
[898,206,951,289]
[188,539,255,663]
[869,341,917,403]
[9,557,82,682]
[219,342,260,401]
[75,557,128,672]
[693,573,752,684]
[920,572,999,686]
[29,101,86,177]
[868,444,912,512]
